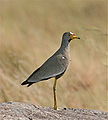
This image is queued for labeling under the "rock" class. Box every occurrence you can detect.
[0,102,107,120]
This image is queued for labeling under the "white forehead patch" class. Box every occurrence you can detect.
[70,32,74,35]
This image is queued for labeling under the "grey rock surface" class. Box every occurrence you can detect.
[0,102,107,120]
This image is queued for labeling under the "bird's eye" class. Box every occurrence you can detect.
[69,33,71,36]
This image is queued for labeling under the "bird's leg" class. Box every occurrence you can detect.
[53,78,57,110]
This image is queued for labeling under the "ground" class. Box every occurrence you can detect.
[0,102,107,120]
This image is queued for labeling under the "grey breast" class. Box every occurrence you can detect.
[27,49,69,83]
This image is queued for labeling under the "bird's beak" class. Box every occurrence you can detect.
[70,35,80,40]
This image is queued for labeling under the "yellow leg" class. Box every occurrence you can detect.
[53,78,57,110]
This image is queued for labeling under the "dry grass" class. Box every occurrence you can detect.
[0,0,107,111]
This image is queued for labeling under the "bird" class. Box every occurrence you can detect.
[21,32,80,110]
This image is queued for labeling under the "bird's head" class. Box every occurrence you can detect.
[62,32,80,42]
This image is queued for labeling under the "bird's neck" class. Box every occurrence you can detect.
[60,41,70,51]
[60,36,70,49]
[59,43,70,61]
[59,43,70,53]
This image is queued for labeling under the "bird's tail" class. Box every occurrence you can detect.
[21,80,34,87]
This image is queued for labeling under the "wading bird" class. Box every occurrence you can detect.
[21,32,80,110]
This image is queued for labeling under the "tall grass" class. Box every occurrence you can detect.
[0,0,107,111]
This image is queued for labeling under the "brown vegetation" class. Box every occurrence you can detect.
[0,0,107,111]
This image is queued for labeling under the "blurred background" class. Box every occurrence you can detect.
[0,0,107,111]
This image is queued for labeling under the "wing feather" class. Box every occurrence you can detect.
[27,53,68,83]
[21,49,69,87]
